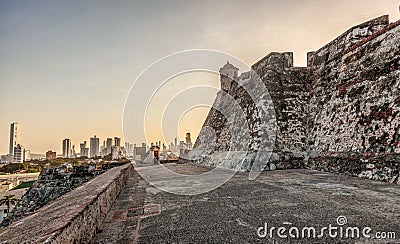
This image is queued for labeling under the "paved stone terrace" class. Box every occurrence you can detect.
[94,163,400,243]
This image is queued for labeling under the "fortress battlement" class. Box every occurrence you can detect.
[198,14,400,183]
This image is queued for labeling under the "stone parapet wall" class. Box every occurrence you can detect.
[344,18,400,54]
[308,15,389,68]
[307,153,400,184]
[2,166,98,227]
[0,163,134,243]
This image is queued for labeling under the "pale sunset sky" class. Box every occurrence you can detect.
[0,0,399,154]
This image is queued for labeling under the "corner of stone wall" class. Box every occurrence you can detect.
[0,163,135,243]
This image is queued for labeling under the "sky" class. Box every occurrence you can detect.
[0,0,399,155]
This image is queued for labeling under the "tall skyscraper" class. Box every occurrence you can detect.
[90,135,100,158]
[186,132,192,149]
[134,143,147,161]
[9,122,20,156]
[114,137,121,147]
[80,141,86,156]
[23,149,31,161]
[185,132,191,144]
[111,145,119,159]
[124,142,134,157]
[174,137,178,151]
[79,141,89,157]
[106,138,113,155]
[71,145,76,158]
[62,139,71,158]
[125,142,129,156]
[13,144,24,163]
[100,140,106,156]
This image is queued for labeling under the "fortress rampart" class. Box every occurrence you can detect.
[0,163,134,243]
[195,15,400,183]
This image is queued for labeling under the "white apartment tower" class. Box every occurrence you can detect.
[9,122,20,156]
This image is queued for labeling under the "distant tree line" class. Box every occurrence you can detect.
[0,156,130,174]
[0,162,41,174]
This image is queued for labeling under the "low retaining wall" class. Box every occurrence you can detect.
[307,153,400,185]
[0,163,134,243]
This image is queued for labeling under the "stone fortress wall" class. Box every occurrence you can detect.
[306,15,400,182]
[251,52,312,168]
[0,163,134,243]
[195,15,400,183]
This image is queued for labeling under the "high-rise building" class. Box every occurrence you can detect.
[1,155,13,164]
[9,122,20,156]
[106,138,113,155]
[174,137,178,151]
[129,143,134,156]
[62,139,71,158]
[46,151,56,161]
[114,137,121,147]
[186,132,192,149]
[90,135,100,158]
[111,146,119,159]
[23,149,31,161]
[79,141,89,157]
[125,142,133,157]
[13,144,24,163]
[185,133,191,144]
[125,142,129,153]
[71,145,76,158]
[134,143,147,161]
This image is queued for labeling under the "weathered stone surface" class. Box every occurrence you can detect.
[0,163,133,243]
[308,15,399,154]
[306,16,400,182]
[1,165,98,227]
[97,163,400,243]
[2,163,127,227]
[194,15,400,183]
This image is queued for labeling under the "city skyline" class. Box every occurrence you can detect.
[1,1,399,155]
[1,121,192,157]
